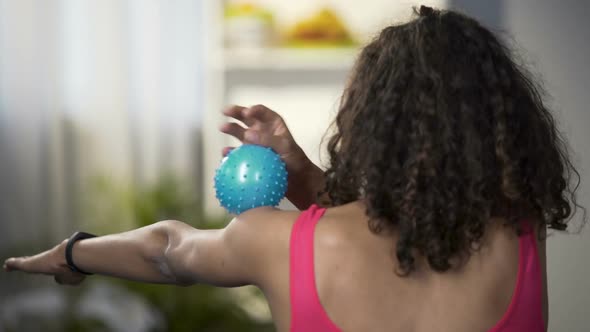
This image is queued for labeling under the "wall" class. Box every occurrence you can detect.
[0,0,66,248]
[227,0,445,41]
[0,0,206,249]
[451,0,590,330]
[507,3,590,330]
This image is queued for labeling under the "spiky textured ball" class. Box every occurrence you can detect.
[214,144,288,214]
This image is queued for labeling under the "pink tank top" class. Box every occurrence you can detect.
[289,204,545,332]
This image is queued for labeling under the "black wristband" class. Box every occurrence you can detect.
[65,231,97,275]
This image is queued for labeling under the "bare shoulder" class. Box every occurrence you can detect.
[227,207,301,245]
[222,207,301,284]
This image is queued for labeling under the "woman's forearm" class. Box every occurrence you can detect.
[65,221,178,284]
[5,211,270,288]
[286,160,328,209]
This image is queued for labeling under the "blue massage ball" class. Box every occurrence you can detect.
[214,144,288,214]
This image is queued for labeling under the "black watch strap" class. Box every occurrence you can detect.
[66,231,97,275]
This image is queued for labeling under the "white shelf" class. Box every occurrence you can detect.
[223,47,359,71]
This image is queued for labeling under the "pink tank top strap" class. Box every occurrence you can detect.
[289,207,544,331]
[289,204,342,332]
[488,219,545,331]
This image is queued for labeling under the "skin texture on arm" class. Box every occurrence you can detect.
[3,207,294,289]
[70,222,175,284]
[3,222,172,285]
[163,207,294,287]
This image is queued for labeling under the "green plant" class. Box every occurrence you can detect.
[82,174,274,331]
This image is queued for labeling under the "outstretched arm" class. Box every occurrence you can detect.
[3,208,290,287]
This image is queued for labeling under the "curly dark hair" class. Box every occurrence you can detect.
[322,6,584,274]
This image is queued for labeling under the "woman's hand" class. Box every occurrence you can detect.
[220,105,311,173]
[220,105,327,209]
[3,240,86,286]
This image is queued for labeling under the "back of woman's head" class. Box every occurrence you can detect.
[323,6,583,274]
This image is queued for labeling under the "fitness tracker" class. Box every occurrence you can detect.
[65,231,97,275]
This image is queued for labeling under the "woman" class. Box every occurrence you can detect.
[4,6,582,331]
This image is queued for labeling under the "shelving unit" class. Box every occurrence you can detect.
[223,47,359,71]
[203,2,362,215]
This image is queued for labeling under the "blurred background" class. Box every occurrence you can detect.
[0,0,588,331]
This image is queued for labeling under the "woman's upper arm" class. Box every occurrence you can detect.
[163,207,294,287]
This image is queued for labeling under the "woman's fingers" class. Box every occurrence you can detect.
[244,104,282,123]
[3,258,14,271]
[221,104,294,153]
[219,125,266,146]
[54,274,64,284]
[4,244,86,286]
[4,256,38,273]
[54,271,85,286]
[4,247,58,274]
[245,131,291,154]
[223,105,257,127]
[222,146,235,157]
[223,105,246,118]
[219,126,284,152]
[220,122,271,146]
[219,122,246,141]
[223,104,282,127]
